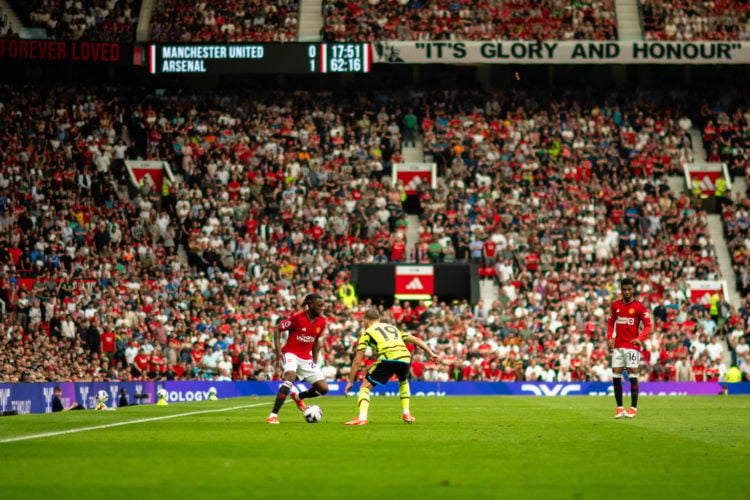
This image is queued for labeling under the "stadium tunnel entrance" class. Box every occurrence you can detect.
[402,194,422,215]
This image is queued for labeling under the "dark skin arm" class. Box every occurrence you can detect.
[312,336,321,366]
[274,326,282,375]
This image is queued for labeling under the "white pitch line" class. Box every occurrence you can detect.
[0,402,269,444]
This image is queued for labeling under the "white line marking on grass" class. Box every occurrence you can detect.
[0,402,269,444]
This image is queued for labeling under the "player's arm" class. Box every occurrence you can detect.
[634,305,652,348]
[344,349,366,396]
[606,303,616,349]
[405,334,439,362]
[312,336,321,366]
[275,318,291,372]
[62,400,81,411]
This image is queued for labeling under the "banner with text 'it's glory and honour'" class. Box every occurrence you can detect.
[373,41,750,65]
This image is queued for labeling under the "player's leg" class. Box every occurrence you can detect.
[625,349,640,418]
[268,355,298,423]
[345,379,373,425]
[346,361,388,425]
[626,374,639,417]
[612,349,626,419]
[396,362,414,422]
[297,379,329,401]
[357,379,373,421]
[293,365,329,410]
[268,372,296,422]
[612,369,626,419]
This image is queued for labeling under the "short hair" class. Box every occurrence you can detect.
[621,278,635,287]
[364,309,380,321]
[303,293,323,306]
[54,386,61,392]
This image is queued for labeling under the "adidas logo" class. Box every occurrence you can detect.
[697,294,713,305]
[405,277,424,290]
[405,175,425,192]
[699,176,715,191]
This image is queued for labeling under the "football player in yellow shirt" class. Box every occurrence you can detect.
[344,308,438,425]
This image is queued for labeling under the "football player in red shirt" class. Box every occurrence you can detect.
[267,294,329,424]
[607,278,652,419]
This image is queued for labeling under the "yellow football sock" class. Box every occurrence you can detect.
[399,381,410,415]
[358,386,371,420]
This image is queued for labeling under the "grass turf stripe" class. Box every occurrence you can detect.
[0,402,269,444]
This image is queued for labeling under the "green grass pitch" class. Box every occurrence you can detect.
[1,396,748,499]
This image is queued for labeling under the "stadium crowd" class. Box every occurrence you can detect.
[322,0,618,42]
[0,8,15,38]
[0,86,749,386]
[6,0,750,45]
[701,99,750,179]
[150,0,298,42]
[13,0,141,42]
[411,90,741,383]
[642,0,750,41]
[713,100,750,299]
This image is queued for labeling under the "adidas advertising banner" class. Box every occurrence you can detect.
[125,160,175,193]
[372,41,750,65]
[395,265,435,298]
[351,263,479,303]
[683,162,731,196]
[1,382,743,413]
[392,162,437,195]
[687,280,727,307]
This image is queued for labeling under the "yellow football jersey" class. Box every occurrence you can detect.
[357,321,411,362]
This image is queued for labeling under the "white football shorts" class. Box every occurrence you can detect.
[612,348,640,369]
[282,352,324,384]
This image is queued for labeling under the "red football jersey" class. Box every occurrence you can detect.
[239,361,253,377]
[191,349,204,365]
[279,311,326,360]
[391,242,405,261]
[484,241,497,258]
[149,354,166,373]
[607,299,652,348]
[101,332,115,353]
[134,354,149,371]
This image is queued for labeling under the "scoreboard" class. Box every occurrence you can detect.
[148,43,371,74]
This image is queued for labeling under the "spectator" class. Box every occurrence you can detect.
[151,0,298,42]
[642,0,750,41]
[323,0,618,41]
[22,0,140,42]
[51,386,80,412]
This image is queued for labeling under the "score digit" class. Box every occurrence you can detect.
[308,44,316,72]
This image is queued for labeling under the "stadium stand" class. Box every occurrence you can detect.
[714,102,750,376]
[7,0,141,41]
[413,91,723,382]
[700,99,750,178]
[0,86,406,382]
[641,0,750,41]
[0,8,15,38]
[322,0,618,42]
[150,0,299,42]
[0,83,740,384]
